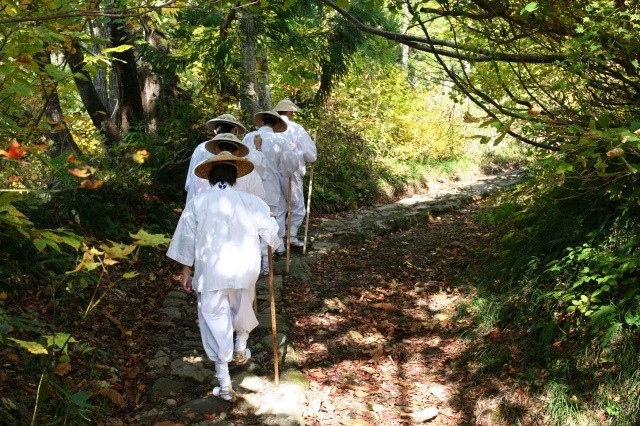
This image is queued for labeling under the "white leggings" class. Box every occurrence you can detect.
[197,284,258,365]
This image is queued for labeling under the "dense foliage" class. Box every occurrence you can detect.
[2,0,639,423]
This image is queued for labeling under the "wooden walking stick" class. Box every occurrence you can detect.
[285,175,293,274]
[268,245,279,386]
[303,129,317,255]
[303,164,314,255]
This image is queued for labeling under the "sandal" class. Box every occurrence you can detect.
[233,348,252,366]
[213,385,236,401]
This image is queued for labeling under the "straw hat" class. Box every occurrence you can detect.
[254,110,287,133]
[204,133,249,157]
[194,151,254,180]
[205,113,246,134]
[274,99,300,112]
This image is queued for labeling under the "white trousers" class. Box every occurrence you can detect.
[276,172,305,238]
[197,284,258,366]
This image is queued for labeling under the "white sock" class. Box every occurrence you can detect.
[215,362,231,388]
[235,332,249,352]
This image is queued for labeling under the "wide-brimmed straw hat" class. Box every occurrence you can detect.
[273,99,300,112]
[254,110,287,133]
[205,114,246,134]
[204,133,249,157]
[194,151,254,180]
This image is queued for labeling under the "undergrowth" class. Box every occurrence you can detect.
[470,165,640,425]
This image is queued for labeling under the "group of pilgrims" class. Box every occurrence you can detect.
[166,99,317,401]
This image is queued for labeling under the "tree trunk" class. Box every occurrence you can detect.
[257,48,272,110]
[110,19,145,134]
[33,49,80,155]
[65,41,120,143]
[239,10,260,127]
[88,20,116,112]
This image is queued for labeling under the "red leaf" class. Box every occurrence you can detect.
[0,140,26,159]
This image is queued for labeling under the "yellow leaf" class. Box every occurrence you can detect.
[99,242,136,259]
[103,257,119,266]
[132,150,149,164]
[0,292,7,300]
[8,338,48,355]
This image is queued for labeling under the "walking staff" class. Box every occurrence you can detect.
[303,129,317,254]
[267,246,280,385]
[285,175,293,274]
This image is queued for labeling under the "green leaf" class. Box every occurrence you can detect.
[7,337,48,355]
[521,3,539,15]
[44,333,77,353]
[130,229,171,247]
[69,390,93,409]
[101,45,133,54]
[556,162,574,174]
[122,271,139,279]
[33,239,47,251]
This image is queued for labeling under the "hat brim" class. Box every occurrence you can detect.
[194,155,254,180]
[205,118,246,134]
[254,112,287,133]
[203,139,250,157]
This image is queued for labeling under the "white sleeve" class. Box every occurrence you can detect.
[297,127,317,163]
[255,201,281,248]
[278,139,299,177]
[166,202,197,266]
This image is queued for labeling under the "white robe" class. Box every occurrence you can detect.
[184,142,265,203]
[166,185,280,364]
[167,185,280,292]
[242,127,298,213]
[276,116,317,237]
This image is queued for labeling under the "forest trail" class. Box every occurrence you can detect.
[135,169,524,425]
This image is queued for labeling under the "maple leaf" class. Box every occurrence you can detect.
[0,140,26,159]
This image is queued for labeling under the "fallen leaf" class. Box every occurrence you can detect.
[371,302,401,312]
[80,179,104,189]
[54,362,71,376]
[94,388,127,408]
[402,407,438,423]
[68,167,92,178]
[366,344,385,363]
[339,419,374,426]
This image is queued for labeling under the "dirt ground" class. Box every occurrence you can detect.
[282,201,545,426]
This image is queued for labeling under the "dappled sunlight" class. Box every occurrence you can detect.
[283,204,548,425]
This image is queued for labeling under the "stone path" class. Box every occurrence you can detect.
[137,169,522,425]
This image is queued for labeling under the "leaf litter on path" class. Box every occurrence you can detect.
[283,201,544,425]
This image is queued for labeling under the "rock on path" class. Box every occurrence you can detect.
[137,169,522,425]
